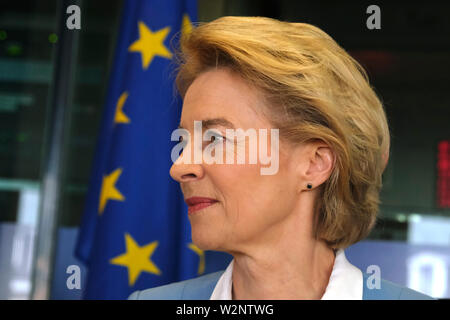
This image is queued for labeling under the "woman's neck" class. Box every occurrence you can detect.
[230,233,336,300]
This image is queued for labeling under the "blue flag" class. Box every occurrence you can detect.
[75,0,211,299]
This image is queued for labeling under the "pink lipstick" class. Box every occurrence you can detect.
[185,197,218,215]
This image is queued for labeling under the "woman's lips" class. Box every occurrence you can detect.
[185,197,218,215]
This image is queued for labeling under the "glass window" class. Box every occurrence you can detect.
[0,1,58,299]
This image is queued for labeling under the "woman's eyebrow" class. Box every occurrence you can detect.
[178,117,236,130]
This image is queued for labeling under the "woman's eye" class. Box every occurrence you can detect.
[211,134,225,143]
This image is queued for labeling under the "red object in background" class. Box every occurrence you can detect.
[437,140,450,208]
[350,50,396,76]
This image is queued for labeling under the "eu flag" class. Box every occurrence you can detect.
[75,0,205,299]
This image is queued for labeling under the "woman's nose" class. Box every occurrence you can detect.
[169,155,204,183]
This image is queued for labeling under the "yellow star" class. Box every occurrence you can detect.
[181,14,194,38]
[114,92,130,124]
[188,243,205,275]
[110,233,161,286]
[98,168,125,215]
[128,21,172,69]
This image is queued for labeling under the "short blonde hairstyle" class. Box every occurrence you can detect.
[173,16,390,249]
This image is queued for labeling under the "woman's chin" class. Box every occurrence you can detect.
[191,232,222,251]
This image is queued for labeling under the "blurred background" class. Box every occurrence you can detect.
[0,0,449,299]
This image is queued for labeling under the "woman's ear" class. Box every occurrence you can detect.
[302,141,335,190]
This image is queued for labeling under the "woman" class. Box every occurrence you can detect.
[129,16,432,300]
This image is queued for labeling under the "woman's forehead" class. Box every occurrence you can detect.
[180,69,270,128]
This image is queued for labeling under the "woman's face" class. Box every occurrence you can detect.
[170,68,304,253]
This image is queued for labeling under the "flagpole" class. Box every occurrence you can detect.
[30,0,81,300]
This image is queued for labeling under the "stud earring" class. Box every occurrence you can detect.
[307,183,312,189]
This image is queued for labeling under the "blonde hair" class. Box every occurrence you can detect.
[173,16,390,249]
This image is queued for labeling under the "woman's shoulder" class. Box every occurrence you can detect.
[362,273,435,300]
[127,269,434,300]
[128,270,224,300]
